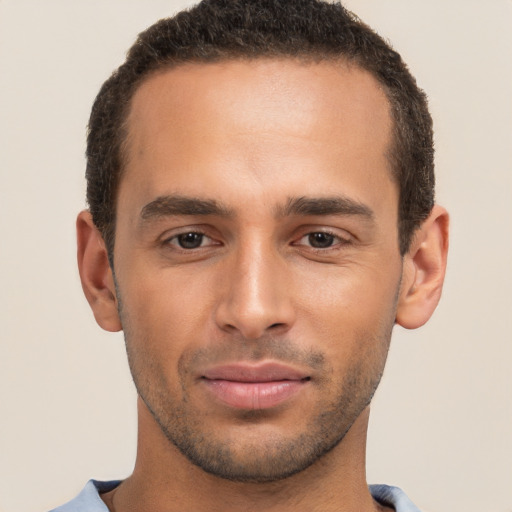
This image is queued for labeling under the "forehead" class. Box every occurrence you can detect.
[121,58,395,213]
[126,58,391,152]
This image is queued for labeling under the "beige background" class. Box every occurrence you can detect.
[1,1,511,511]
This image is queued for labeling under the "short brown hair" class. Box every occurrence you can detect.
[86,0,434,259]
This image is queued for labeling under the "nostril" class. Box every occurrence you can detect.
[269,323,285,329]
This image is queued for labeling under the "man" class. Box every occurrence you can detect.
[53,0,449,510]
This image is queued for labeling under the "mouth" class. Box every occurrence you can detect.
[200,362,311,410]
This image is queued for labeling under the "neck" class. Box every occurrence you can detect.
[106,398,386,512]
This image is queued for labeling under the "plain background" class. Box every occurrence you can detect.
[0,1,511,511]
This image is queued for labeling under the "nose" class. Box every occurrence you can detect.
[214,240,296,340]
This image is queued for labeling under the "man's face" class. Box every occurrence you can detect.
[113,59,402,481]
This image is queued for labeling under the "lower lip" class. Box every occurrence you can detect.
[202,379,307,410]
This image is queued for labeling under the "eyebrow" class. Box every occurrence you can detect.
[277,196,375,220]
[140,195,234,221]
[139,194,374,223]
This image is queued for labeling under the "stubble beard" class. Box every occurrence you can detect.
[114,266,398,483]
[122,327,393,484]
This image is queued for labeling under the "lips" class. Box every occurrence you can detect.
[201,362,310,410]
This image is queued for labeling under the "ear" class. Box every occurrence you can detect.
[76,210,122,332]
[396,205,449,329]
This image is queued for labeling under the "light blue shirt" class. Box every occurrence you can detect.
[50,479,422,511]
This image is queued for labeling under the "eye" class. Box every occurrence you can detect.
[294,230,351,250]
[167,232,212,249]
[307,232,336,248]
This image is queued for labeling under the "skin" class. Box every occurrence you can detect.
[77,59,449,512]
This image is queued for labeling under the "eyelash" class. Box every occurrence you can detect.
[162,228,351,252]
[294,230,351,251]
[163,231,216,250]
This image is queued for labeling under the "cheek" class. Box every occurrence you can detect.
[297,259,400,315]
[118,279,195,402]
[294,261,400,355]
[118,267,217,356]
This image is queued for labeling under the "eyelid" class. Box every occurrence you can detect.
[160,226,221,248]
[292,228,353,249]
[157,224,353,250]
[167,232,212,248]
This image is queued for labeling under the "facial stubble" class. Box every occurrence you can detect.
[118,296,396,484]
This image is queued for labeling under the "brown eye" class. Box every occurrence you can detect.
[308,232,335,248]
[176,232,205,249]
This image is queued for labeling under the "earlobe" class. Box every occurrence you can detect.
[76,210,122,332]
[395,205,449,329]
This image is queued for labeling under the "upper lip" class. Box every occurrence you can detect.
[201,362,310,382]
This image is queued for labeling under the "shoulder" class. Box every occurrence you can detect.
[49,480,121,512]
